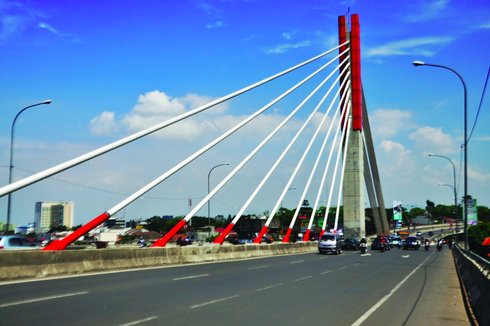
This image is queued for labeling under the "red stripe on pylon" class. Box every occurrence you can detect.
[351,14,362,130]
[253,226,269,244]
[303,229,311,242]
[152,219,187,247]
[282,228,292,243]
[42,212,110,251]
[213,223,235,245]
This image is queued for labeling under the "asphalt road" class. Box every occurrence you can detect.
[0,235,469,326]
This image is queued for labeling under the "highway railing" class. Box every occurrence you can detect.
[452,245,490,326]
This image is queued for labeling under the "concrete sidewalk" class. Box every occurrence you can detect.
[406,248,472,326]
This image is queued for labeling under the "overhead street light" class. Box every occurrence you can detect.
[281,187,296,209]
[428,153,459,233]
[415,61,468,249]
[207,162,230,239]
[5,100,52,234]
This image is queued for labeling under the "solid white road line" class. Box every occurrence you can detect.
[351,252,434,326]
[0,291,88,308]
[190,295,239,309]
[118,316,158,326]
[294,276,313,282]
[173,274,209,281]
[255,283,284,292]
[249,265,269,270]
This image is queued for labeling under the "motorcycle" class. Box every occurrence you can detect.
[360,242,366,254]
[437,242,443,251]
[380,242,385,253]
[425,243,430,251]
[137,239,147,247]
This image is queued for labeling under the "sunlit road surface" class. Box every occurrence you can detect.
[0,243,469,326]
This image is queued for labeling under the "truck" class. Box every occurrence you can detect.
[398,231,410,240]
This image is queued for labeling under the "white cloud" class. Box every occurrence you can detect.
[264,40,312,54]
[88,91,230,142]
[0,15,28,38]
[365,37,453,57]
[282,31,296,40]
[377,140,416,177]
[89,111,118,136]
[197,2,223,16]
[408,126,457,155]
[370,109,416,138]
[205,21,224,29]
[38,22,58,34]
[404,0,450,22]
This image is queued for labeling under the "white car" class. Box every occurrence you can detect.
[0,235,39,250]
[416,231,422,236]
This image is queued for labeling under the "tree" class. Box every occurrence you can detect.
[477,206,490,223]
[48,224,68,233]
[71,224,82,231]
[145,216,168,233]
[467,222,490,257]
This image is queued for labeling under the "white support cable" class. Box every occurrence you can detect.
[333,115,353,231]
[0,42,349,199]
[305,82,352,231]
[247,64,351,229]
[108,52,342,216]
[361,131,378,201]
[321,97,352,231]
[171,52,346,223]
[271,65,353,228]
[287,80,351,230]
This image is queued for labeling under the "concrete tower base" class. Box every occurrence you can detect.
[343,129,365,239]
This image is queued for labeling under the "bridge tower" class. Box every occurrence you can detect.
[339,15,389,238]
[338,15,364,239]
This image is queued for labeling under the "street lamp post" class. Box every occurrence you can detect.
[281,187,296,209]
[428,153,459,234]
[5,100,52,234]
[207,162,229,239]
[438,183,458,233]
[414,61,468,249]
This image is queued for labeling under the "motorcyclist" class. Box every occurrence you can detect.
[425,238,430,246]
[437,239,443,251]
[359,237,367,253]
[137,236,146,247]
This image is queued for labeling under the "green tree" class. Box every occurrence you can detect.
[467,222,490,257]
[48,224,68,233]
[145,216,168,233]
[477,206,490,223]
[71,224,82,231]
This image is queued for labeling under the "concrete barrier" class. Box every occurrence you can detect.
[453,245,490,325]
[0,242,318,281]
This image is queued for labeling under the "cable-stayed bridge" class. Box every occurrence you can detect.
[0,14,477,326]
[0,14,389,251]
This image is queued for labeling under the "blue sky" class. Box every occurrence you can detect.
[1,0,489,227]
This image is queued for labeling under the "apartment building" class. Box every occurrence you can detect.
[34,202,74,232]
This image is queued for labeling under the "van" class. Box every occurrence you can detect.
[318,233,342,254]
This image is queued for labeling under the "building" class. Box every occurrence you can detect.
[104,217,126,229]
[35,202,74,232]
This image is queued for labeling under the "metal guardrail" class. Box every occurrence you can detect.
[453,245,490,325]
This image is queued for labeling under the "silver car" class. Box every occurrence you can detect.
[0,235,39,250]
[318,233,343,255]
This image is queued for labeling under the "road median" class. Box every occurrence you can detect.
[0,242,317,281]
